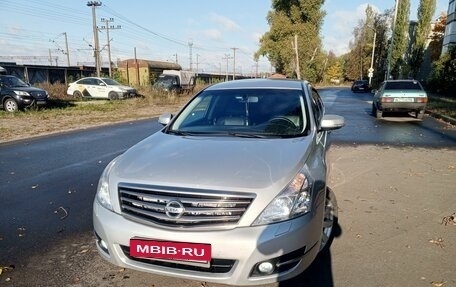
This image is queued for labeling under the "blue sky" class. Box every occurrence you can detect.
[0,0,448,75]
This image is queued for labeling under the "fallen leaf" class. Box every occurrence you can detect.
[431,280,446,287]
[429,238,445,248]
[80,249,89,254]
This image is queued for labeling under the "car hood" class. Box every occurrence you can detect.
[112,85,135,91]
[111,131,313,192]
[10,86,46,93]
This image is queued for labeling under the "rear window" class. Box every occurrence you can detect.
[385,81,422,90]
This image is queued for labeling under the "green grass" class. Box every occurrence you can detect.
[427,95,456,119]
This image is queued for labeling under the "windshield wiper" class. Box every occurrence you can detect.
[227,132,269,138]
[167,130,195,136]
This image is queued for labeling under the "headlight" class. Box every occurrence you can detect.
[252,172,312,226]
[96,158,118,211]
[14,90,30,96]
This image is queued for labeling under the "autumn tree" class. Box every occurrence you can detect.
[409,0,436,78]
[325,61,343,81]
[390,0,410,79]
[256,0,326,82]
[428,13,447,62]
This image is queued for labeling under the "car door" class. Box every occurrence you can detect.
[93,78,110,98]
[82,78,99,98]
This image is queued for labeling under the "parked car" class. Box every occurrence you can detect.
[67,77,136,100]
[0,75,49,112]
[93,78,345,286]
[351,80,370,92]
[372,80,428,119]
[153,70,196,93]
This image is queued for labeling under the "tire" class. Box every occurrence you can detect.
[3,98,19,112]
[320,188,338,252]
[416,110,424,120]
[108,91,119,100]
[372,103,383,119]
[73,91,83,98]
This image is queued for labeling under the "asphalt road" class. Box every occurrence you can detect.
[0,87,455,286]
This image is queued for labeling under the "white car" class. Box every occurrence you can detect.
[67,77,136,100]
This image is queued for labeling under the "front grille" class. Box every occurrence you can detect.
[118,183,255,228]
[29,91,47,99]
[120,245,235,273]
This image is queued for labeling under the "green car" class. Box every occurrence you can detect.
[372,80,428,119]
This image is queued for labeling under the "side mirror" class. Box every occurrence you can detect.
[371,89,377,94]
[320,114,345,131]
[158,113,173,125]
[99,82,106,86]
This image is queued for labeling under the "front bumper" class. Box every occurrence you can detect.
[93,200,324,286]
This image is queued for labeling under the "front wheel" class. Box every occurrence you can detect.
[3,98,19,112]
[320,188,338,252]
[108,91,119,100]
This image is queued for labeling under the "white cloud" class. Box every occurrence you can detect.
[203,29,222,41]
[209,12,240,31]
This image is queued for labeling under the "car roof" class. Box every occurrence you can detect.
[205,78,308,91]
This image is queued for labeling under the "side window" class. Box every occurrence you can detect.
[310,88,324,125]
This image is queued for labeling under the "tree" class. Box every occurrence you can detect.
[409,0,436,78]
[325,61,343,81]
[428,13,447,62]
[342,6,377,81]
[256,0,326,82]
[390,0,410,79]
[428,46,456,94]
[342,5,390,87]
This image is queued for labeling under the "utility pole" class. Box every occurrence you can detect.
[63,32,70,66]
[368,31,377,86]
[188,39,193,71]
[99,17,121,77]
[291,35,301,80]
[196,54,200,75]
[231,47,238,80]
[87,1,102,77]
[222,54,232,81]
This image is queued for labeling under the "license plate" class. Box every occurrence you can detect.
[130,238,211,262]
[393,98,414,102]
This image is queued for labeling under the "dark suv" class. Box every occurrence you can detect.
[0,75,49,112]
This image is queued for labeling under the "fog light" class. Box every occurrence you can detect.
[95,232,109,254]
[100,239,108,251]
[258,262,275,274]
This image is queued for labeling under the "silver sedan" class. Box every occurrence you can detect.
[93,78,344,286]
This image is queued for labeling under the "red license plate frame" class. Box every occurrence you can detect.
[130,238,211,263]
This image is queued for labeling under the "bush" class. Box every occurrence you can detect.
[427,46,456,96]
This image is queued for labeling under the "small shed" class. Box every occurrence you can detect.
[117,59,182,86]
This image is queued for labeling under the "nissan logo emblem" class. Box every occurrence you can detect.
[165,200,185,219]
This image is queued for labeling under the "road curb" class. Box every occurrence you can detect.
[426,110,456,126]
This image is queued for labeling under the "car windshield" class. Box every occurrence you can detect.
[168,88,308,137]
[101,78,121,86]
[3,76,28,87]
[385,81,422,90]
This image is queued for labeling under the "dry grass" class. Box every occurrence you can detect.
[0,83,201,143]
